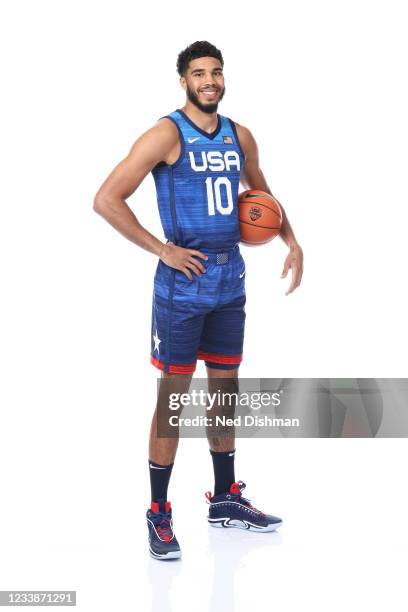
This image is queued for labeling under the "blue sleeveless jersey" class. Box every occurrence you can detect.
[152,109,245,252]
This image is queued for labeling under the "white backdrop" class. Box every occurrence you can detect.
[1,1,407,611]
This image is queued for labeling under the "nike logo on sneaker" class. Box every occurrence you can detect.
[188,137,200,143]
[239,272,245,278]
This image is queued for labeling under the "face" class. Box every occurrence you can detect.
[181,56,225,114]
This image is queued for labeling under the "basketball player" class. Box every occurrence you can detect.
[94,41,303,560]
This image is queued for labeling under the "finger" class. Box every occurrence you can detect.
[188,249,209,261]
[185,261,202,277]
[281,261,290,278]
[285,266,299,295]
[181,266,193,280]
[284,268,295,295]
[188,256,206,274]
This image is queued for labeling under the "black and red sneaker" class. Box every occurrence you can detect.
[146,499,181,560]
[205,481,282,532]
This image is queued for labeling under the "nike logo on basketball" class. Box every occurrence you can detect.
[239,272,245,278]
[188,137,200,143]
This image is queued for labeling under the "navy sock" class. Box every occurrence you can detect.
[210,449,236,496]
[149,460,174,503]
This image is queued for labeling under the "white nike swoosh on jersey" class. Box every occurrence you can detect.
[149,464,167,469]
[188,137,200,143]
[239,272,245,278]
[228,452,235,456]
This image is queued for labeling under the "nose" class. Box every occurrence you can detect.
[204,72,217,87]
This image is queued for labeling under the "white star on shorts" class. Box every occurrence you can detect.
[153,330,161,353]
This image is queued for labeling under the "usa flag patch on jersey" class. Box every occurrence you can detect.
[223,135,233,144]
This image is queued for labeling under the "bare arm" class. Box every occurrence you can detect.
[236,123,298,248]
[236,123,304,294]
[93,119,176,255]
[93,120,208,279]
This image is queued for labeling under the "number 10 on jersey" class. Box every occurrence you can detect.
[205,177,234,216]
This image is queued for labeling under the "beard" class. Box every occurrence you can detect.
[186,84,226,114]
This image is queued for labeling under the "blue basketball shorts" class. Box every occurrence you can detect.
[150,245,246,374]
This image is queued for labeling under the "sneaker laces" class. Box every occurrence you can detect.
[205,481,264,515]
[152,512,173,542]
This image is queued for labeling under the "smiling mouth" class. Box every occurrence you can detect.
[200,89,218,97]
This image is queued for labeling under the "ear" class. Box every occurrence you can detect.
[180,76,187,91]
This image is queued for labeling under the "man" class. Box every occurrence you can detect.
[94,41,303,560]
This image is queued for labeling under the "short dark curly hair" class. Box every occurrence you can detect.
[176,41,224,76]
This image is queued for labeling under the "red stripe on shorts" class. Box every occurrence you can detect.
[150,355,196,374]
[197,351,242,364]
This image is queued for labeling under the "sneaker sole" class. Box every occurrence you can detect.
[208,518,282,532]
[149,546,181,560]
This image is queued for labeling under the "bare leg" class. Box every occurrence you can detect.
[205,366,239,453]
[149,371,193,465]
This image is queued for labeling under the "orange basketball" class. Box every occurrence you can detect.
[238,189,283,245]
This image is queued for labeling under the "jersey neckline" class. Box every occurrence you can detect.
[176,108,222,140]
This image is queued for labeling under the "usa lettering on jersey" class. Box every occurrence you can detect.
[189,151,241,172]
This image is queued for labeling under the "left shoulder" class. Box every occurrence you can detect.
[229,121,258,159]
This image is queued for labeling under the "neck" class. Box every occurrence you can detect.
[181,101,218,133]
